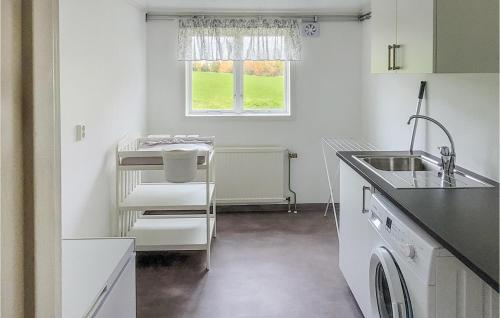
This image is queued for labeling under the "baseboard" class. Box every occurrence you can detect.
[216,203,309,212]
[144,203,340,214]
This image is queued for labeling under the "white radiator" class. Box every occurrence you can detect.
[215,147,288,204]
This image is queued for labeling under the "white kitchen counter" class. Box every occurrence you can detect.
[62,238,135,317]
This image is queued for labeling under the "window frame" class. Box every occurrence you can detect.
[185,60,291,117]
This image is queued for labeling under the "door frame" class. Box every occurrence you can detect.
[1,1,3,314]
[25,0,62,316]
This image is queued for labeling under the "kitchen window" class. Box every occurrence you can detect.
[186,60,290,116]
[178,16,302,117]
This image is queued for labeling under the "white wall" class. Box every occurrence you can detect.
[361,20,499,181]
[60,0,147,237]
[146,20,363,203]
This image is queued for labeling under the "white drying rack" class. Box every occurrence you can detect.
[321,137,377,233]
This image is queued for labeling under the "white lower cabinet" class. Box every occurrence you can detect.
[338,161,499,318]
[95,254,136,318]
[62,238,136,318]
[338,162,373,316]
[436,257,499,318]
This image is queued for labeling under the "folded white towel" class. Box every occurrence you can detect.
[139,135,215,147]
[139,143,212,153]
[147,134,171,138]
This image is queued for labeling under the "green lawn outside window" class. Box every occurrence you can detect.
[191,61,286,112]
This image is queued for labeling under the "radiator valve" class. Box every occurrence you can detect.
[288,152,298,159]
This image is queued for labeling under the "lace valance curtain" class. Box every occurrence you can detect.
[177,16,303,61]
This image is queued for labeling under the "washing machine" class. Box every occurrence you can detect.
[366,193,498,318]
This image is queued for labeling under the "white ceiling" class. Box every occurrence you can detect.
[137,0,368,14]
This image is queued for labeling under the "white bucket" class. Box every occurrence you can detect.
[162,149,198,183]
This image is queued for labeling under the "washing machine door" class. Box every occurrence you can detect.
[369,247,412,318]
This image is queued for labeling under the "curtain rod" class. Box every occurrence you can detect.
[146,12,371,22]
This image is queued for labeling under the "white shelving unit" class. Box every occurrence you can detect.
[120,183,215,210]
[116,137,216,270]
[129,218,215,251]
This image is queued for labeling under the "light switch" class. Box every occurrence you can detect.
[76,124,86,141]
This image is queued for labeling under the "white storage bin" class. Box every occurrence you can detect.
[162,149,198,183]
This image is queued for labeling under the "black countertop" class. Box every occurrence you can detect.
[337,150,499,292]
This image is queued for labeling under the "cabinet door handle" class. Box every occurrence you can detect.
[85,285,108,317]
[362,186,371,214]
[393,44,401,70]
[387,45,393,71]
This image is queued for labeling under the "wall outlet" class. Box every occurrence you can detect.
[76,124,86,141]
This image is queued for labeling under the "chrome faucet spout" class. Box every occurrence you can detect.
[407,115,456,176]
[407,115,456,155]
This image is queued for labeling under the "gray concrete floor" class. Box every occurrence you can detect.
[136,210,364,318]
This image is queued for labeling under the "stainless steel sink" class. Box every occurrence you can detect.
[353,154,494,189]
[359,156,435,172]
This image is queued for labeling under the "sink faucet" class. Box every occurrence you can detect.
[407,115,456,176]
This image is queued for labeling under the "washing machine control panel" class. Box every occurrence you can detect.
[384,218,420,260]
[369,194,440,284]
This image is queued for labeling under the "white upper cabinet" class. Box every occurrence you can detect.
[396,0,435,73]
[371,0,397,73]
[371,0,499,73]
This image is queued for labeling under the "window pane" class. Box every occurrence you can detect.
[243,61,285,110]
[192,61,234,110]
